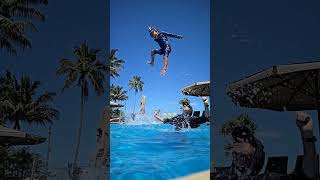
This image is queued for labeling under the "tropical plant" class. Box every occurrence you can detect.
[109,49,125,78]
[110,84,128,102]
[56,43,108,175]
[220,114,257,137]
[111,109,124,118]
[128,76,143,116]
[0,71,59,130]
[0,0,48,55]
[0,147,46,179]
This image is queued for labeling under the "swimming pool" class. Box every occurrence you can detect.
[110,116,210,180]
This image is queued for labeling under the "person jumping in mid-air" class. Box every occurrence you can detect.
[147,26,183,76]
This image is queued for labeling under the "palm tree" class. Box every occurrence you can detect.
[110,84,127,120]
[56,43,108,172]
[109,49,125,78]
[0,71,59,130]
[128,76,144,117]
[0,0,48,55]
[3,148,46,179]
[110,84,128,102]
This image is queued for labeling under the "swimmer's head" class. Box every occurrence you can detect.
[148,26,159,39]
[179,98,193,116]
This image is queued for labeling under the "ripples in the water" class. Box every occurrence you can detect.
[111,115,209,180]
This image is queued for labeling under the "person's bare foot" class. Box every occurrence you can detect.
[147,60,154,66]
[161,67,167,76]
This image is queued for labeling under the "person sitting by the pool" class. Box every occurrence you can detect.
[225,126,265,179]
[154,97,209,129]
[214,125,264,180]
[215,112,319,180]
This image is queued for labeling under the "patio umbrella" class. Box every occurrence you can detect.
[181,81,210,96]
[110,101,124,108]
[0,126,46,146]
[226,61,320,134]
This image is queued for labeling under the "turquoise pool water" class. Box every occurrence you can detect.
[110,116,210,180]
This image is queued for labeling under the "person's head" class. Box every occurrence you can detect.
[148,26,159,39]
[179,98,193,116]
[232,126,254,143]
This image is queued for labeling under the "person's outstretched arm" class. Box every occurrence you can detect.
[161,31,183,39]
[153,110,165,122]
[296,111,318,179]
[201,97,209,118]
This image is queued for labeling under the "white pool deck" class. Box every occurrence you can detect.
[174,170,210,180]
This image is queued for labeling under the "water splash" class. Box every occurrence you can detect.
[120,112,196,133]
[124,113,162,125]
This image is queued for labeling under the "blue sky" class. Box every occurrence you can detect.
[0,0,107,168]
[0,0,210,170]
[110,0,210,116]
[213,0,320,171]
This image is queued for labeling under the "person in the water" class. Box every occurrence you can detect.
[147,26,183,76]
[154,97,209,130]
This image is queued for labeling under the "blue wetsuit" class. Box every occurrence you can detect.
[153,31,182,57]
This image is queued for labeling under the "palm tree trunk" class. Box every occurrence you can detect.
[73,87,85,171]
[45,126,52,179]
[30,157,36,180]
[133,92,137,115]
[13,120,20,130]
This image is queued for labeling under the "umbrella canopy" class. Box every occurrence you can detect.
[181,81,210,96]
[226,61,320,133]
[0,126,46,146]
[110,101,124,108]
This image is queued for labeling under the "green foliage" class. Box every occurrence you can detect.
[220,114,257,137]
[0,147,46,179]
[0,0,48,55]
[128,76,144,115]
[110,109,124,118]
[57,43,108,100]
[128,76,144,93]
[109,49,125,78]
[110,84,128,102]
[57,43,108,173]
[0,71,60,130]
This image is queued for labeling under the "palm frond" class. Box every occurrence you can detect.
[0,71,59,130]
[0,0,47,55]
[128,76,144,93]
[0,37,17,55]
[11,6,45,21]
[109,49,125,78]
